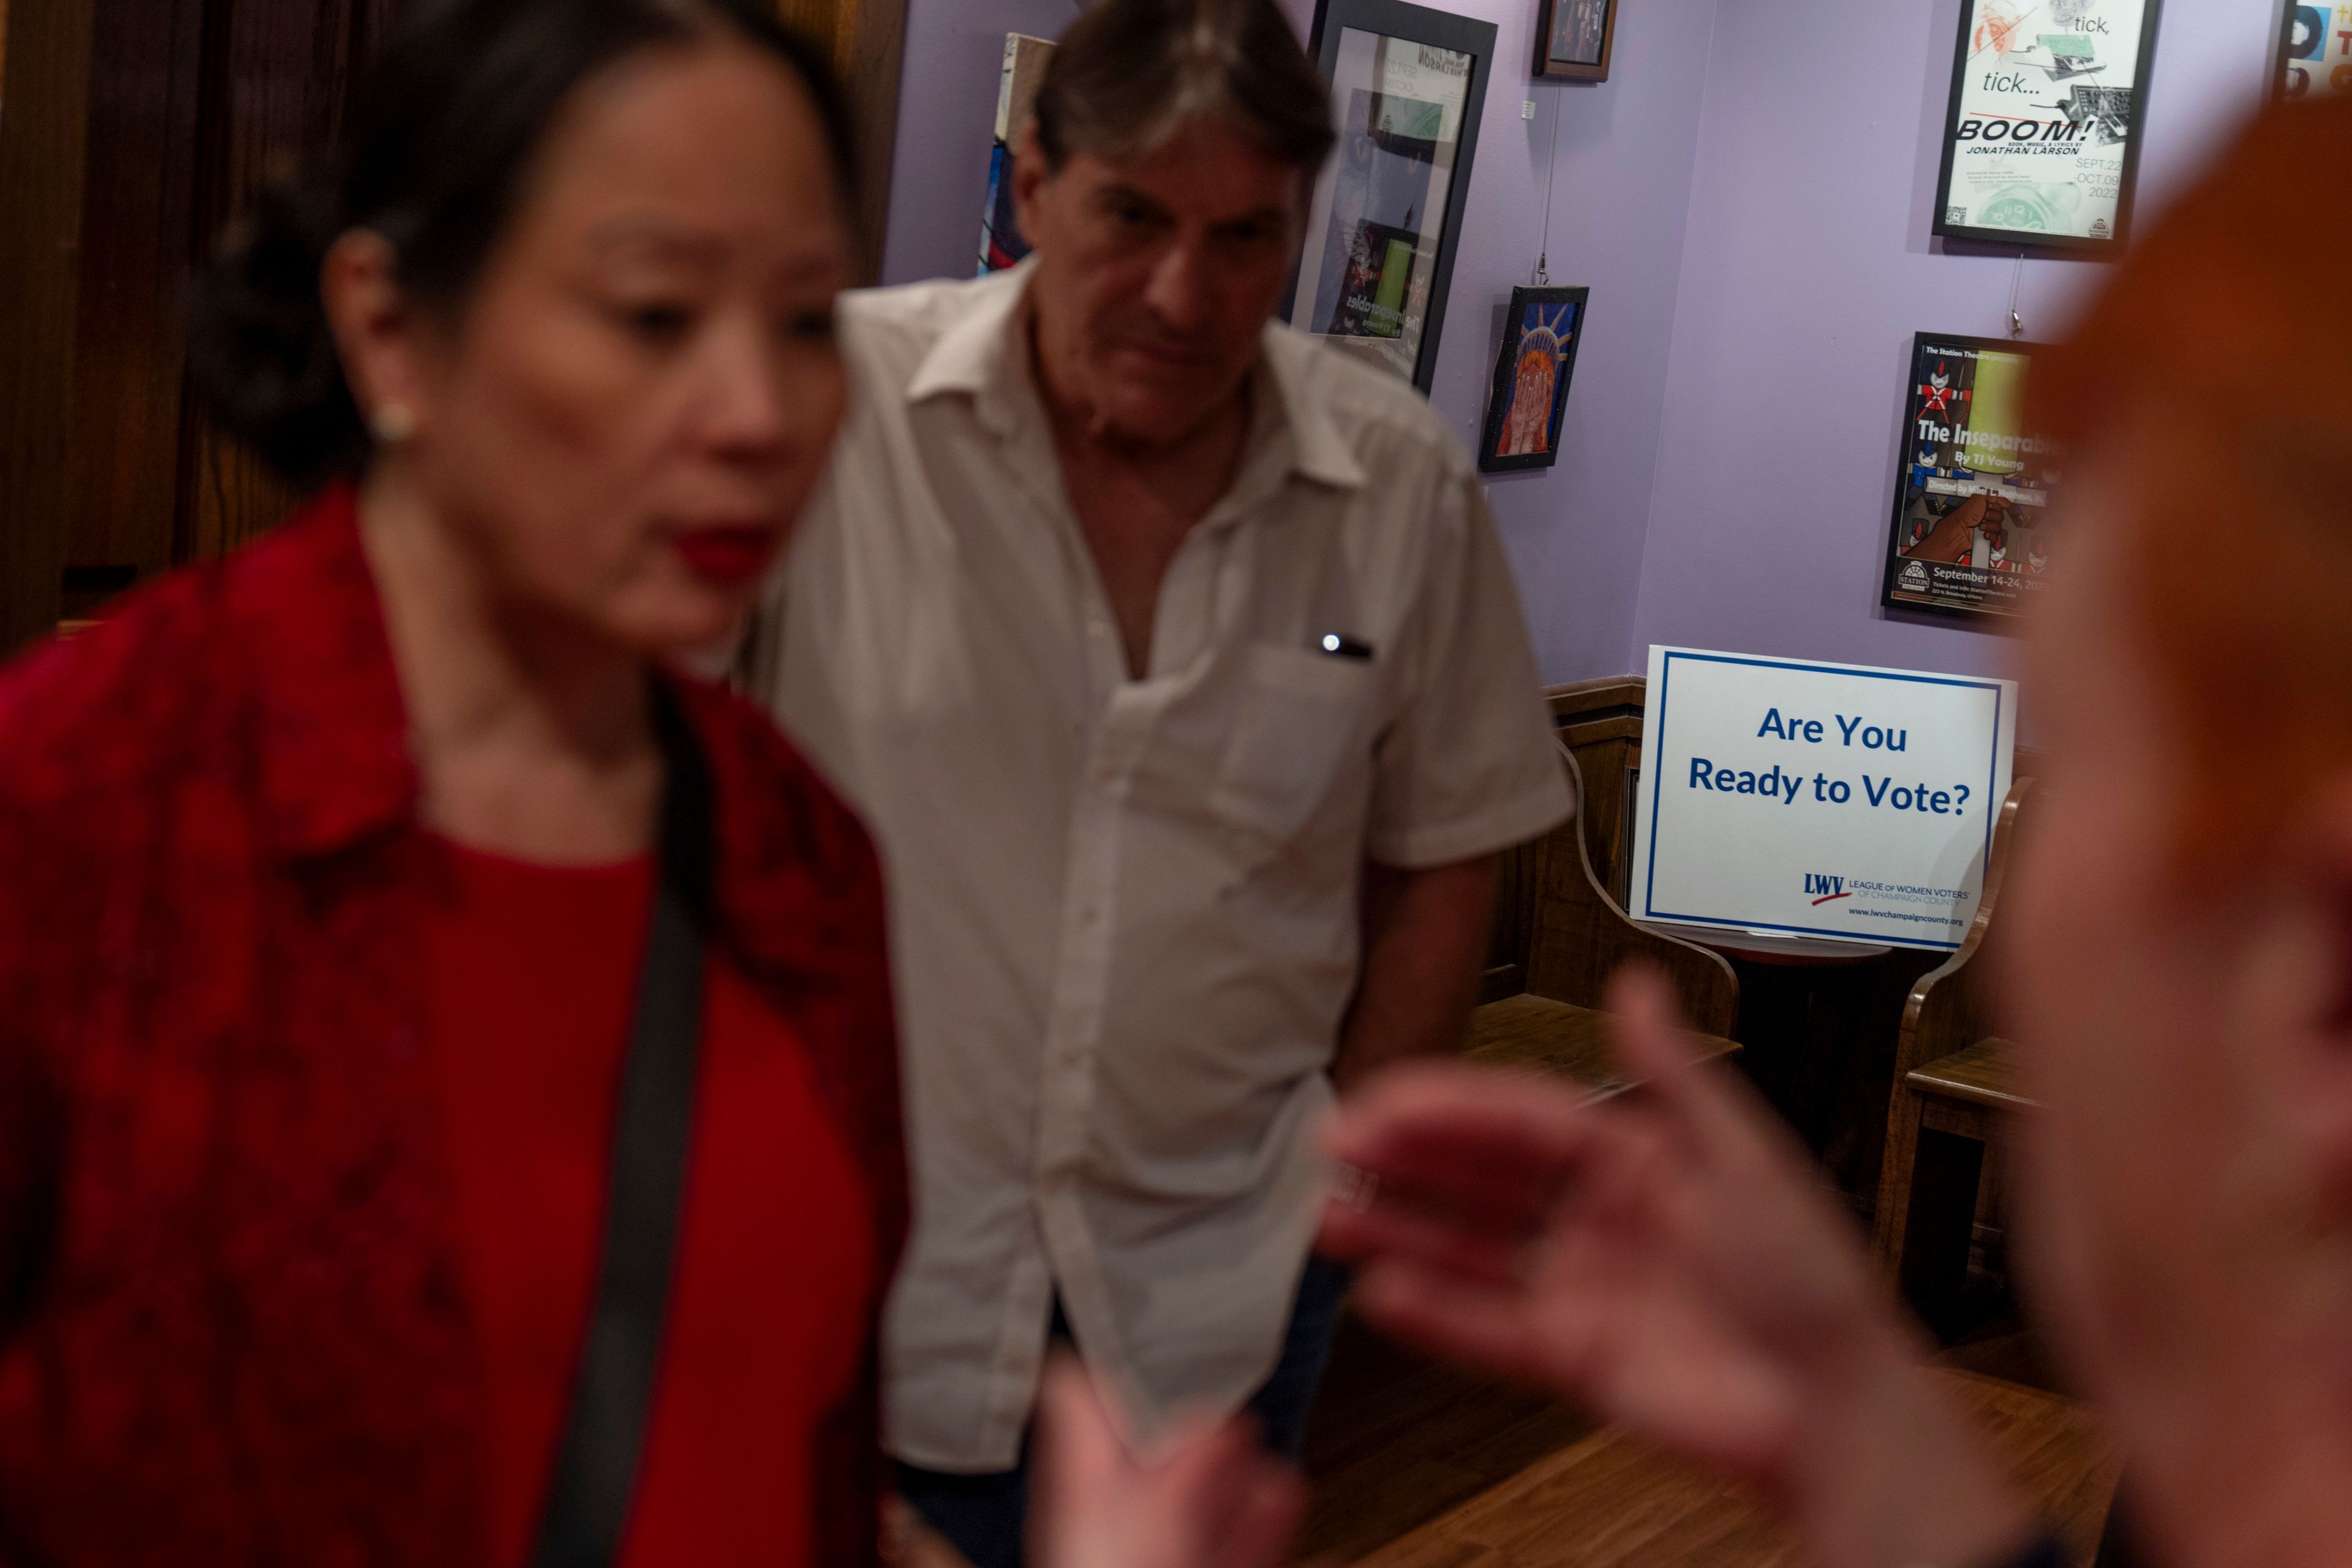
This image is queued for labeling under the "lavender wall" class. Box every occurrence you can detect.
[876,0,1087,287]
[873,0,1720,684]
[1308,0,1722,683]
[1623,0,2278,690]
[870,0,2275,692]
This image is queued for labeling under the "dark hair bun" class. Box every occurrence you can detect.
[183,0,853,491]
[184,180,369,489]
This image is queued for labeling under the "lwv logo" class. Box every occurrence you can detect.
[1805,874,1851,905]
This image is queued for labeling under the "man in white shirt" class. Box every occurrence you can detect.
[748,2,1569,1561]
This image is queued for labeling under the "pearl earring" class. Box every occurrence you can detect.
[371,403,417,445]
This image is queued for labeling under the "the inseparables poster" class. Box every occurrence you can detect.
[1881,333,2060,623]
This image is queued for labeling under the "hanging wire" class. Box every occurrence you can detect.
[2007,252,2027,339]
[1534,89,1561,285]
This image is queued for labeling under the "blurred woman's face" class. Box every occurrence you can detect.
[394,39,851,653]
[2008,438,2352,1483]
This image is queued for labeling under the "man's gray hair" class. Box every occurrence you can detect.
[1033,0,1336,176]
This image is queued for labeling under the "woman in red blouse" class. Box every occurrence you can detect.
[0,3,907,1562]
[0,2,1311,1559]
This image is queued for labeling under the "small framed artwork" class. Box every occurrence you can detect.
[2278,3,2352,99]
[1931,0,2164,255]
[1289,0,1499,393]
[1477,285,1589,474]
[1881,332,2060,625]
[1534,0,1618,82]
[977,34,1057,275]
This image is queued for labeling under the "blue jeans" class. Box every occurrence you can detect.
[895,1255,1352,1568]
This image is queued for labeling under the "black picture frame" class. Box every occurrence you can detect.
[1931,0,2165,257]
[1477,285,1590,474]
[2277,0,2352,99]
[1532,0,1619,82]
[1880,331,2059,626]
[1288,0,1498,394]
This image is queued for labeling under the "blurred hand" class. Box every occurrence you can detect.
[1030,1357,1304,1568]
[1317,970,2035,1568]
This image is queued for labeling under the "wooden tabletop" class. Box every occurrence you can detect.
[1636,922,1893,967]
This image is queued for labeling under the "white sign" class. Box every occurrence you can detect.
[1629,647,2018,952]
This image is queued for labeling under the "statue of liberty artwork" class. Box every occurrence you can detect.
[1478,287,1588,475]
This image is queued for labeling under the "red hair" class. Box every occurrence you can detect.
[2035,97,2352,864]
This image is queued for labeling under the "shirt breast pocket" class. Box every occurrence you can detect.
[1208,645,1376,846]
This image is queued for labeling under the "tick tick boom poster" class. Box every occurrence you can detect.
[1882,333,2060,625]
[1933,0,2163,253]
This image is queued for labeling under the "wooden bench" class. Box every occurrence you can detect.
[1468,739,1741,1093]
[1871,780,2038,1308]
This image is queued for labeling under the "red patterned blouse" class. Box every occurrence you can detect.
[0,489,906,1567]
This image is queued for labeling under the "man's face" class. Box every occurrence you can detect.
[1012,116,1303,447]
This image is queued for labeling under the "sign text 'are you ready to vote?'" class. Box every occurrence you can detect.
[1685,708,1981,818]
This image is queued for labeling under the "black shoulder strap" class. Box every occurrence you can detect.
[530,684,715,1568]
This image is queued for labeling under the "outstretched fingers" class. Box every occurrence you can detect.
[1350,1257,1557,1381]
[1323,1063,1611,1210]
[1600,968,1783,1163]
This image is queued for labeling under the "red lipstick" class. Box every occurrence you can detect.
[670,526,781,586]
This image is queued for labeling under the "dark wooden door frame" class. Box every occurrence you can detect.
[0,0,910,654]
[0,0,102,649]
[778,0,910,284]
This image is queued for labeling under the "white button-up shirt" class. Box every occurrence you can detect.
[751,265,1569,1470]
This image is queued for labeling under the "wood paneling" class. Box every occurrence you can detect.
[0,0,394,647]
[1480,678,1741,1035]
[176,0,398,566]
[1482,677,1648,1001]
[1874,782,2039,1311]
[1522,744,1741,1041]
[1548,676,1646,900]
[60,0,211,584]
[0,0,99,647]
[775,0,908,282]
[0,0,910,651]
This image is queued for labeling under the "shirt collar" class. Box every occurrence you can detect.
[235,484,423,863]
[907,262,1367,492]
[905,263,1036,434]
[1256,323,1369,491]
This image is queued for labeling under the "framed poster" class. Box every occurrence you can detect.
[1288,0,1497,393]
[1881,333,2060,625]
[2278,4,2352,99]
[1477,285,1589,473]
[1534,0,1618,81]
[978,33,1055,276]
[1932,0,2164,254]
